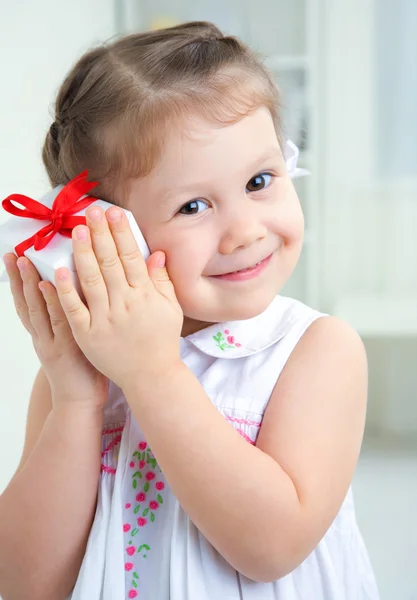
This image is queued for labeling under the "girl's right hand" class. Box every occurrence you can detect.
[3,253,109,410]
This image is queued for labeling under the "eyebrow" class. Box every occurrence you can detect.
[157,146,283,206]
[252,146,283,165]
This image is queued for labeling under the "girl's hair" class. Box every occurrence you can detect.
[42,21,282,203]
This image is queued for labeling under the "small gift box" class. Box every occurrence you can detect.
[0,171,150,299]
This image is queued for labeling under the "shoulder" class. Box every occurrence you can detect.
[271,314,368,416]
[294,314,367,366]
[291,316,368,398]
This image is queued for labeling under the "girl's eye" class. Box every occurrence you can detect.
[246,172,273,193]
[178,199,210,215]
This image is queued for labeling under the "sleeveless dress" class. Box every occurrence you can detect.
[69,294,380,600]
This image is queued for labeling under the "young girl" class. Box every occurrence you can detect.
[0,21,379,600]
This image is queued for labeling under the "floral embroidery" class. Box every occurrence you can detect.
[213,328,242,351]
[123,440,165,598]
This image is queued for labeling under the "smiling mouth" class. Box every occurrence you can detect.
[209,253,274,281]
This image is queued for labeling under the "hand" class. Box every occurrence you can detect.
[53,205,183,391]
[2,253,109,409]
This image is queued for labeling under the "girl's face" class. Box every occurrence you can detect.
[124,107,304,336]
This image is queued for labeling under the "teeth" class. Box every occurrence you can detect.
[236,260,262,273]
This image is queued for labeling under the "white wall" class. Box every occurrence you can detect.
[0,0,116,493]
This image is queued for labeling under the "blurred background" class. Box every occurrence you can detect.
[0,1,416,598]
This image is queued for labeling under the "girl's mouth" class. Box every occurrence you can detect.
[211,254,273,282]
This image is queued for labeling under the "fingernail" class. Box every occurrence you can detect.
[76,226,88,240]
[56,269,69,281]
[88,208,102,221]
[17,258,26,272]
[107,208,122,222]
[157,253,166,268]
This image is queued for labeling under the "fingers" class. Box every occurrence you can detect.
[54,266,91,332]
[3,253,53,342]
[71,220,112,315]
[86,206,134,301]
[38,280,75,342]
[101,206,148,289]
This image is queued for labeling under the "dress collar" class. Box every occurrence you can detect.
[184,295,298,359]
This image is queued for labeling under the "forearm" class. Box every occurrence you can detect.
[0,403,103,600]
[124,365,303,582]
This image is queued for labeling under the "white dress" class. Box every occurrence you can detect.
[69,295,380,600]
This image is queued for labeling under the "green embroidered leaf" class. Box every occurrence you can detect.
[146,457,152,464]
[151,458,157,469]
[138,544,150,552]
[132,580,138,588]
[157,494,163,504]
[132,471,141,478]
[132,479,137,489]
[134,505,141,514]
[141,451,146,460]
[133,572,139,579]
[220,343,226,351]
[144,482,150,492]
[133,451,141,459]
[143,507,149,516]
[137,472,142,478]
[151,512,155,522]
[131,528,139,536]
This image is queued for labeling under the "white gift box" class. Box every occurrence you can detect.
[0,185,150,299]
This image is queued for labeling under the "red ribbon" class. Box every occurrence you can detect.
[1,170,100,258]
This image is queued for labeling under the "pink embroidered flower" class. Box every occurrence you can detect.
[125,562,134,571]
[137,517,147,527]
[129,461,135,468]
[138,441,147,450]
[136,492,146,502]
[123,523,131,532]
[139,460,146,469]
[126,546,136,556]
[236,343,242,347]
[125,503,131,509]
[227,335,235,344]
[224,329,230,334]
[149,500,159,510]
[128,591,138,599]
[156,481,165,491]
[146,472,156,481]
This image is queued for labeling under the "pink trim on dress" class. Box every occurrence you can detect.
[224,416,262,428]
[101,425,125,475]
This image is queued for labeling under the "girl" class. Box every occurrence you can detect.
[0,21,379,600]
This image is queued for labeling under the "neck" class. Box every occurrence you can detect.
[181,316,215,338]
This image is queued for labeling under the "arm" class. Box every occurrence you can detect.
[0,371,104,600]
[123,316,367,582]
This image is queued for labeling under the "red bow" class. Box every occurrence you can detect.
[2,170,99,257]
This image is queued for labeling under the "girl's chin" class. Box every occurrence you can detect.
[184,293,278,326]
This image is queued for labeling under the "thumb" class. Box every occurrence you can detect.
[147,251,177,300]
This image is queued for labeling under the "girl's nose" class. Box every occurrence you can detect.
[218,215,268,255]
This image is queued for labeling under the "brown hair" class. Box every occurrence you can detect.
[42,21,282,204]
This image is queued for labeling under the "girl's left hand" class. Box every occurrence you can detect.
[54,205,184,391]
